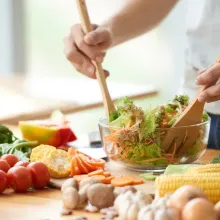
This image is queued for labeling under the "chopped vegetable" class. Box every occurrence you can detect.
[111,176,133,187]
[102,176,115,184]
[106,95,208,166]
[164,164,199,175]
[88,170,104,177]
[140,173,156,181]
[30,145,71,178]
[19,111,77,147]
[74,174,89,183]
[212,155,220,164]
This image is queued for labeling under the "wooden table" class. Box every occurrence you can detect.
[0,149,218,220]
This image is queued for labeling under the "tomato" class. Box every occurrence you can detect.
[1,154,19,167]
[7,166,32,192]
[14,161,30,167]
[0,170,8,193]
[0,159,10,173]
[27,162,50,189]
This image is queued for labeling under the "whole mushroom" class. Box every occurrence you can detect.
[87,183,115,209]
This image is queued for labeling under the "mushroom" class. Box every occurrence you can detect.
[87,183,115,209]
[78,177,101,207]
[182,198,218,220]
[62,187,79,210]
[79,177,101,190]
[61,178,78,192]
[169,185,207,211]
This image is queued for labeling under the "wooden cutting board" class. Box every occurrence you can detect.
[50,160,156,195]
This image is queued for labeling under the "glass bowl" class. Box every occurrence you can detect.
[98,117,211,172]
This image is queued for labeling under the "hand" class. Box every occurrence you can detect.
[196,62,220,103]
[63,24,113,79]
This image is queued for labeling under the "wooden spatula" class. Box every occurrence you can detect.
[161,85,206,157]
[75,0,116,120]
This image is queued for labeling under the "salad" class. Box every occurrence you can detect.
[104,95,209,166]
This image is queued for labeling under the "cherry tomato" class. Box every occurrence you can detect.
[0,170,8,193]
[27,162,50,189]
[1,154,19,167]
[7,166,32,192]
[14,161,30,167]
[0,159,10,173]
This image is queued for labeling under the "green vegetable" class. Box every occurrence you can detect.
[110,113,132,128]
[140,173,157,181]
[164,164,199,175]
[173,94,189,106]
[0,124,39,161]
[211,155,220,164]
[202,112,209,122]
[0,141,38,161]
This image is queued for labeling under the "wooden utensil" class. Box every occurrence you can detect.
[75,0,116,120]
[161,85,206,157]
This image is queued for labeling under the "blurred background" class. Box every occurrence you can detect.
[0,0,188,135]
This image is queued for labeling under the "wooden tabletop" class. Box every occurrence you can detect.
[0,149,219,220]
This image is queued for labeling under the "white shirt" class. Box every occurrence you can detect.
[180,0,220,115]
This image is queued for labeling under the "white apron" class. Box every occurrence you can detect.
[180,0,220,115]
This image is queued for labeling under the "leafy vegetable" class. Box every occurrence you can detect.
[211,155,220,164]
[0,124,38,161]
[173,94,189,106]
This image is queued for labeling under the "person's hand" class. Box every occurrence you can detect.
[63,24,113,79]
[196,62,220,103]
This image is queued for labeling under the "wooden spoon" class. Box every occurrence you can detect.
[75,0,116,120]
[161,85,206,157]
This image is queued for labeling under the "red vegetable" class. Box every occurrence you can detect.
[14,161,30,167]
[27,162,50,189]
[1,154,19,167]
[7,166,32,192]
[0,170,8,193]
[0,159,10,173]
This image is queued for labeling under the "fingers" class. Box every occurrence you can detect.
[196,63,220,85]
[198,83,220,103]
[84,27,112,47]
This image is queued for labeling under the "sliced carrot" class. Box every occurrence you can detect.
[91,175,105,182]
[88,169,104,177]
[74,174,88,183]
[111,176,133,187]
[102,176,115,184]
[70,156,81,176]
[75,155,89,174]
[86,158,106,168]
[78,154,97,172]
[130,177,144,185]
[103,171,111,177]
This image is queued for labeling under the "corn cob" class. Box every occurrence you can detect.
[155,174,220,203]
[186,164,220,174]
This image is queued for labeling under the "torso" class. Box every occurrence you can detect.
[181,0,220,115]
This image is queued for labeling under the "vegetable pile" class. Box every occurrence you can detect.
[0,153,50,194]
[105,95,209,166]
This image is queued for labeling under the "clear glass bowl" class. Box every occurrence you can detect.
[98,117,211,172]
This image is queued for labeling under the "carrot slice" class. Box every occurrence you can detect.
[70,156,81,176]
[111,176,133,187]
[86,158,106,168]
[78,154,97,172]
[131,177,144,185]
[88,169,104,177]
[91,175,105,182]
[102,176,115,184]
[76,155,89,174]
[74,174,88,183]
[103,171,111,177]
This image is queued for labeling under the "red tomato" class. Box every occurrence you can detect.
[0,170,8,193]
[27,162,50,189]
[1,154,19,167]
[0,159,10,173]
[7,167,32,192]
[14,161,30,167]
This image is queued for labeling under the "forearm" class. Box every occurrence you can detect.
[102,0,178,46]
